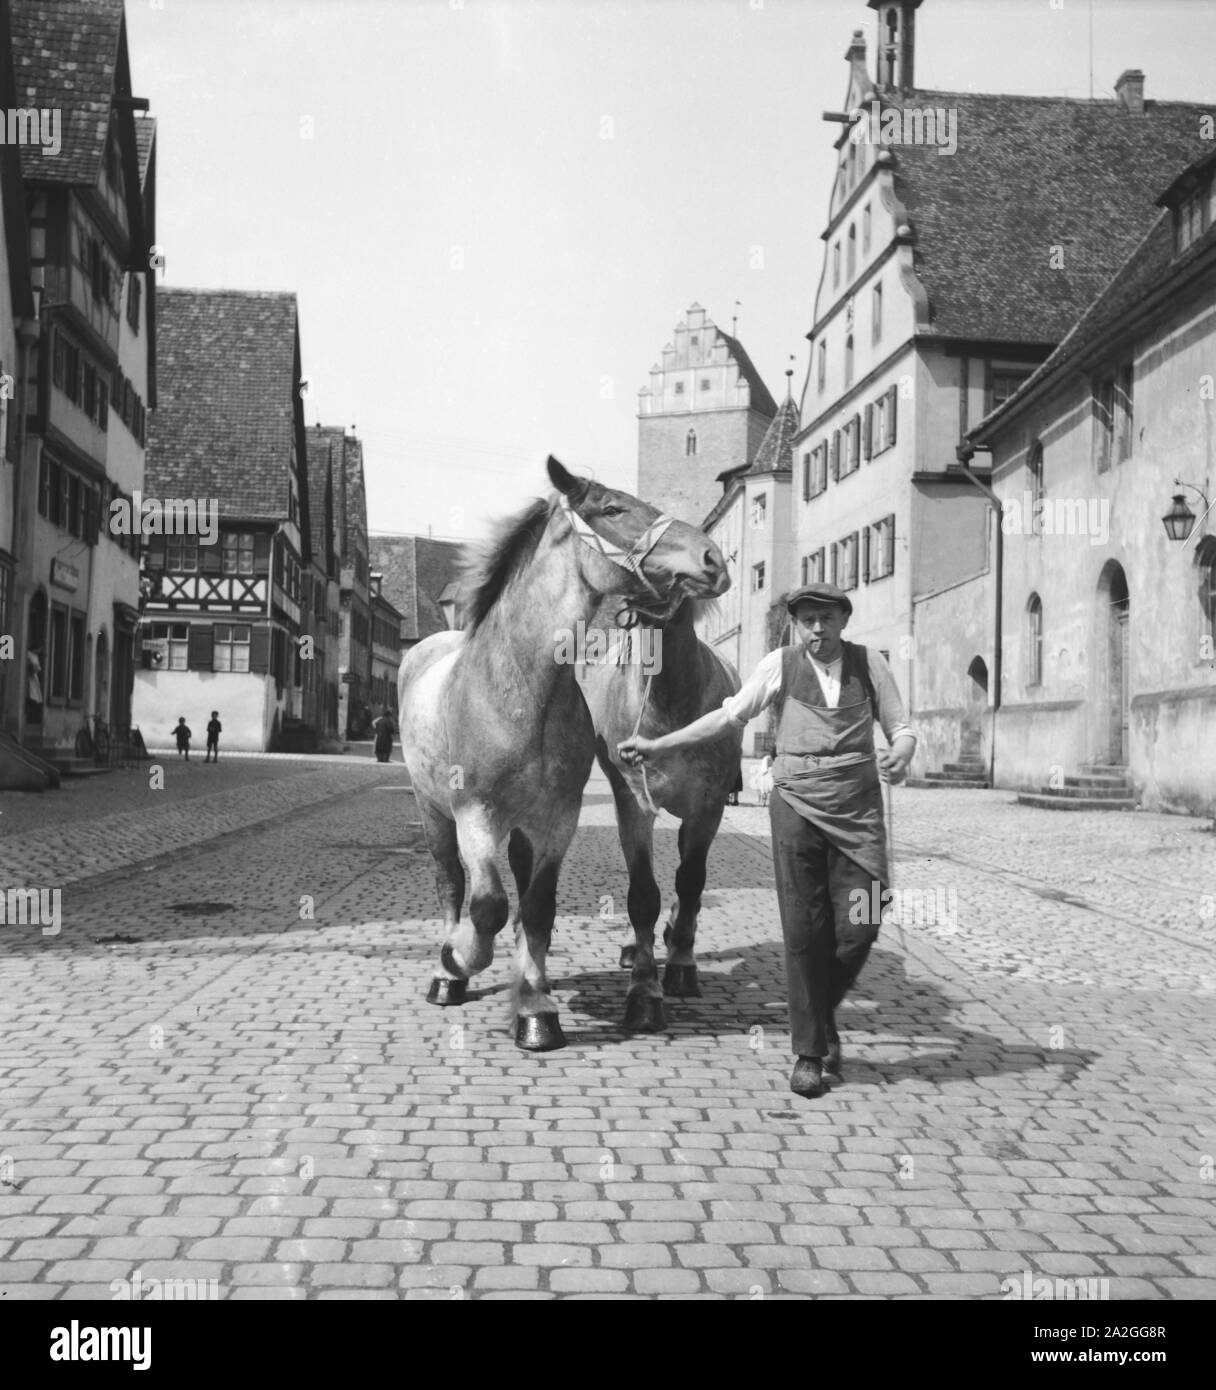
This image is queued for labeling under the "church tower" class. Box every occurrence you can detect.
[868,0,924,91]
[637,303,777,527]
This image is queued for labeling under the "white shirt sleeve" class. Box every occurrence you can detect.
[866,648,915,746]
[721,647,785,727]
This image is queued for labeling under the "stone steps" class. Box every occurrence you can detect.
[1018,764,1135,811]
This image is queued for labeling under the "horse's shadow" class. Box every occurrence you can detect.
[555,939,1095,1090]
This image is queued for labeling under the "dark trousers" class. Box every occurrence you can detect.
[205,740,218,762]
[769,790,880,1058]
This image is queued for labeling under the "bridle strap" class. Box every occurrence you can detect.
[559,494,677,599]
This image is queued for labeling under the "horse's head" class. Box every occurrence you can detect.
[548,456,729,622]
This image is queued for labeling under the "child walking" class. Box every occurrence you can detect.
[205,711,222,763]
[174,717,192,760]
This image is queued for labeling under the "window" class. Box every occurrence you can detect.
[1027,441,1045,533]
[686,429,697,457]
[213,623,252,673]
[833,241,841,287]
[800,548,825,585]
[1027,594,1043,686]
[868,514,897,581]
[817,339,826,394]
[839,414,861,477]
[863,202,871,251]
[49,604,68,700]
[1092,363,1133,470]
[872,281,883,343]
[1198,538,1216,657]
[847,224,856,280]
[222,533,254,575]
[149,622,190,671]
[834,532,860,590]
[844,334,854,389]
[127,274,142,334]
[1176,179,1211,252]
[699,377,711,391]
[166,536,199,572]
[674,380,685,395]
[750,493,767,528]
[989,368,1032,414]
[752,561,766,592]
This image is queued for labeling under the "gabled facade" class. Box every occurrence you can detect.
[638,302,777,527]
[699,392,799,751]
[7,0,155,767]
[966,154,1216,814]
[133,288,314,751]
[795,6,1214,778]
[369,570,403,720]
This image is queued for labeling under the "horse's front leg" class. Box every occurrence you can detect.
[511,854,567,1052]
[610,786,664,1032]
[439,805,508,984]
[418,800,469,1006]
[663,808,724,998]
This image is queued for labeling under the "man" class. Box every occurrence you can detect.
[619,582,915,1099]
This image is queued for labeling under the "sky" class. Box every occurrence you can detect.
[125,0,1216,546]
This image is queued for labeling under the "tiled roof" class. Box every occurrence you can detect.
[134,112,155,188]
[10,0,124,184]
[973,207,1216,440]
[746,396,800,476]
[342,434,367,559]
[882,89,1213,343]
[718,329,778,416]
[368,535,465,641]
[145,288,301,521]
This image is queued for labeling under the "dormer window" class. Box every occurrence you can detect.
[1176,179,1211,253]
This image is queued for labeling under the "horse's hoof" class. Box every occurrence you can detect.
[619,945,636,969]
[515,1014,567,1051]
[623,993,666,1033]
[663,963,701,997]
[426,976,467,1006]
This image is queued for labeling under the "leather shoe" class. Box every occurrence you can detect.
[823,1018,842,1086]
[790,1056,825,1098]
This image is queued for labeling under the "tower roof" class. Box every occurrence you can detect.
[746,396,800,476]
[718,329,778,417]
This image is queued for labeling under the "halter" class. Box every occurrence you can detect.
[559,493,677,603]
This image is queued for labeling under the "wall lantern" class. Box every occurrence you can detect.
[1162,480,1211,543]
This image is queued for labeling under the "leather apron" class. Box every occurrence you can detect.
[771,640,889,889]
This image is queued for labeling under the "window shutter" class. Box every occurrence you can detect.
[254,532,272,571]
[862,527,871,584]
[187,624,213,670]
[250,625,271,673]
[863,404,873,459]
[830,543,838,586]
[830,430,840,480]
[884,514,896,574]
[887,384,898,445]
[802,453,810,502]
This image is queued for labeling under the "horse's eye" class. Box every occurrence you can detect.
[600,505,625,518]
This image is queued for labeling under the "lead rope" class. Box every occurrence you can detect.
[885,775,906,954]
[630,667,659,815]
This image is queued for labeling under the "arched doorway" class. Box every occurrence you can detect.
[962,656,987,759]
[25,590,48,729]
[1097,560,1130,765]
[94,629,110,724]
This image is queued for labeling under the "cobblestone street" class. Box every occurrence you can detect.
[1,759,1214,1300]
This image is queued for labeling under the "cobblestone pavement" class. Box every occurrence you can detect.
[1,767,1214,1300]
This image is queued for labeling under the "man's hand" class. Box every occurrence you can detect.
[617,736,658,766]
[877,749,908,785]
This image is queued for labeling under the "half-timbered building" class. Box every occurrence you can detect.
[133,288,315,751]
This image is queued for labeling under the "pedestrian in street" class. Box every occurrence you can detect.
[619,582,916,1099]
[373,708,394,764]
[173,716,192,761]
[751,752,774,807]
[205,711,222,763]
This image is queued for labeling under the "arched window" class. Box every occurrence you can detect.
[686,429,697,457]
[1027,593,1043,686]
[1197,536,1216,656]
[844,333,854,388]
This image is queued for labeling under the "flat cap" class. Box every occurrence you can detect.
[784,581,853,617]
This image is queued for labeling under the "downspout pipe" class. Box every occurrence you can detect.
[956,442,1000,789]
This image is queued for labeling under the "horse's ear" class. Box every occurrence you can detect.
[547,455,590,502]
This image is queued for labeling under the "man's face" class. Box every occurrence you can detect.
[792,602,847,660]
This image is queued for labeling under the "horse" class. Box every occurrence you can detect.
[397,456,728,1051]
[580,598,742,1031]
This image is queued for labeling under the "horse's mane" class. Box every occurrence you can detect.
[461,495,556,633]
